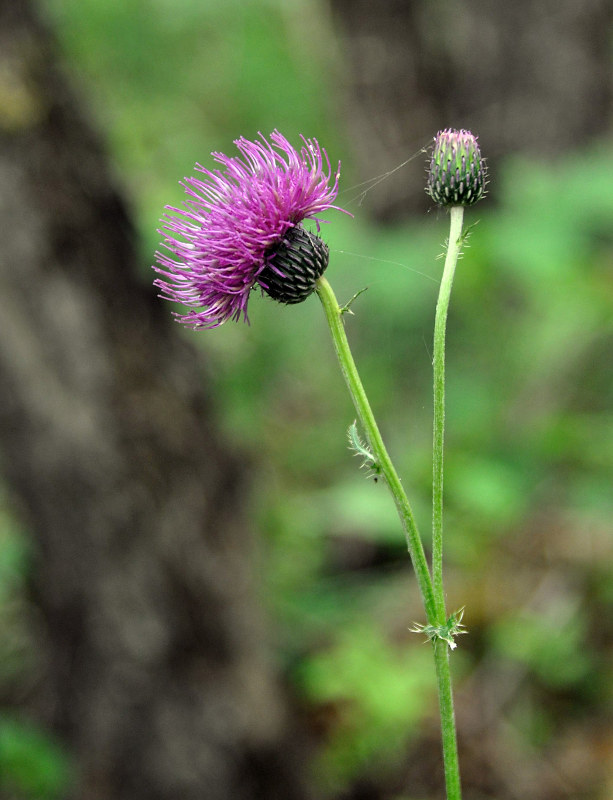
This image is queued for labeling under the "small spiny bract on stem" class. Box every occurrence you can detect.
[347,421,381,481]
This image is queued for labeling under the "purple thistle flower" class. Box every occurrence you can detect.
[153,130,346,329]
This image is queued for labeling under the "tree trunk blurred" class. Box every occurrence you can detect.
[0,2,309,799]
[329,0,613,219]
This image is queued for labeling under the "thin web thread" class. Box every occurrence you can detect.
[329,141,437,286]
[338,144,429,207]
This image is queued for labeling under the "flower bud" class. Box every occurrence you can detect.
[427,129,485,207]
[258,225,329,304]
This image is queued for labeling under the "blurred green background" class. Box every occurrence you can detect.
[2,0,613,798]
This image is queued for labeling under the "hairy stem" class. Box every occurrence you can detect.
[431,204,465,800]
[434,640,462,800]
[316,275,436,624]
[432,204,464,620]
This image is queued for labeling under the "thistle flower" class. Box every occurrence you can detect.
[153,130,345,329]
[426,128,486,207]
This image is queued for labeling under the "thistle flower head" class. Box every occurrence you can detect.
[426,128,485,207]
[153,131,345,329]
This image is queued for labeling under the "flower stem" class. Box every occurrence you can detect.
[316,275,437,624]
[434,640,462,800]
[432,204,464,620]
[431,204,465,800]
[317,231,466,799]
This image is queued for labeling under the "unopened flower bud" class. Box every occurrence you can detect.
[427,129,485,207]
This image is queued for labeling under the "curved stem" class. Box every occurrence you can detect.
[316,275,437,624]
[432,204,464,621]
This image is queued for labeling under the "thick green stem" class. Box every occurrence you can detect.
[316,276,436,624]
[432,204,464,621]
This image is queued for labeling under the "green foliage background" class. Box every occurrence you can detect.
[1,0,612,797]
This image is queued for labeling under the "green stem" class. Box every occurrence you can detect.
[434,640,462,800]
[431,204,465,800]
[317,229,466,799]
[432,204,464,621]
[316,275,437,624]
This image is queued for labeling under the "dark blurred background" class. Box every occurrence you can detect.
[1,1,613,799]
